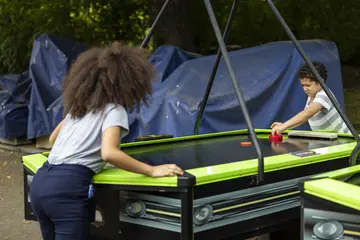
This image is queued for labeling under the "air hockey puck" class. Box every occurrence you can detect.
[269,132,283,143]
[240,141,252,146]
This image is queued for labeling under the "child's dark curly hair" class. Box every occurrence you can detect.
[297,61,328,82]
[62,41,155,118]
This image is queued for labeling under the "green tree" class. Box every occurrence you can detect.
[1,0,360,74]
[0,0,149,74]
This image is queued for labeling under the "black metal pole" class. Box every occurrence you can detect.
[350,141,360,165]
[266,0,360,166]
[194,0,239,135]
[203,0,264,183]
[180,187,194,240]
[140,0,172,48]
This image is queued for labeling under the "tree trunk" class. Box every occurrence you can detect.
[148,0,196,52]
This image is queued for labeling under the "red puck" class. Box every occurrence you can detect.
[269,133,283,143]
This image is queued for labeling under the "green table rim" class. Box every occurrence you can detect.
[23,129,357,187]
[304,178,360,211]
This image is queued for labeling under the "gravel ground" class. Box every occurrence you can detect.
[0,149,41,240]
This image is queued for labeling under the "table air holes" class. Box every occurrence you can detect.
[313,220,344,239]
[194,204,213,226]
[125,200,146,218]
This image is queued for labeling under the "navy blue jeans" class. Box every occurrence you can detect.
[30,162,96,240]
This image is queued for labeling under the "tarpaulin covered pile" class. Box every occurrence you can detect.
[124,40,345,142]
[0,72,31,139]
[27,35,87,139]
[25,37,345,142]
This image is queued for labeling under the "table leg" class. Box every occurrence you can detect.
[181,187,194,240]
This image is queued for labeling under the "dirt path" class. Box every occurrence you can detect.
[0,149,41,239]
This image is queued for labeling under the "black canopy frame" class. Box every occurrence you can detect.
[139,0,360,184]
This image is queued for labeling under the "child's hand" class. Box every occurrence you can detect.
[270,122,283,128]
[271,124,286,136]
[149,164,184,178]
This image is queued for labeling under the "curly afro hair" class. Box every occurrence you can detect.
[62,41,155,119]
[297,61,328,83]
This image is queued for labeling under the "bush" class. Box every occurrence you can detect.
[1,0,360,74]
[0,0,148,74]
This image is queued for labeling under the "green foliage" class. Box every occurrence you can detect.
[190,0,360,65]
[0,0,149,73]
[0,0,73,73]
[1,0,360,73]
[69,0,149,45]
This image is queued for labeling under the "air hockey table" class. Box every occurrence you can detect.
[300,165,360,240]
[22,129,357,240]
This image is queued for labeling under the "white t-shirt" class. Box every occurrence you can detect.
[48,104,129,173]
[305,90,350,134]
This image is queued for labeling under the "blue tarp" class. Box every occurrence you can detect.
[26,41,198,139]
[124,40,345,142]
[27,35,87,139]
[26,37,345,142]
[0,72,32,139]
[148,45,200,89]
